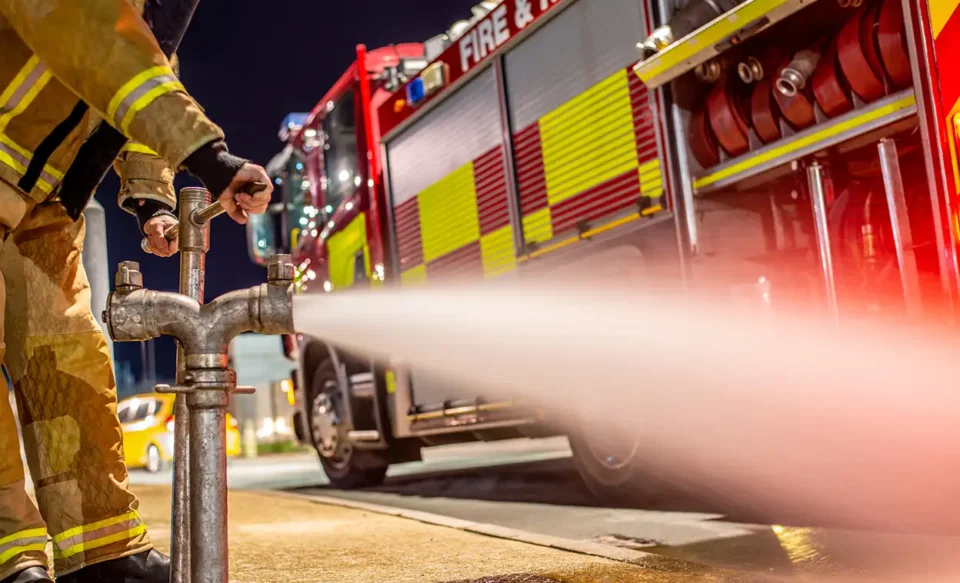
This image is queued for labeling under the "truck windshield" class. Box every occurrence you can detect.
[321,89,358,213]
[285,150,310,244]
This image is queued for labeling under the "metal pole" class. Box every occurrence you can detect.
[807,162,839,320]
[188,377,229,583]
[877,138,924,316]
[81,198,113,360]
[176,188,230,583]
[171,187,211,583]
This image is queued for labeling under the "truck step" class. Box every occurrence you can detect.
[347,430,381,442]
[349,372,375,399]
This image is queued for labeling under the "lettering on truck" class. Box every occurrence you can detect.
[459,0,563,73]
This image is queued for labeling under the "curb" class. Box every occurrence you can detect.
[264,489,663,565]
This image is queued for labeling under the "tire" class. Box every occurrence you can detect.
[145,444,165,474]
[569,428,661,505]
[307,358,388,489]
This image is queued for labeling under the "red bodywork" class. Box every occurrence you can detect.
[378,0,565,136]
[911,0,960,301]
[288,43,424,279]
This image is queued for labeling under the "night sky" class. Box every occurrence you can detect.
[98,0,479,383]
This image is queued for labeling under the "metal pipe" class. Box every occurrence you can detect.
[105,280,294,352]
[107,184,293,583]
[777,48,821,97]
[807,162,839,320]
[877,138,924,315]
[188,385,229,583]
[171,187,211,583]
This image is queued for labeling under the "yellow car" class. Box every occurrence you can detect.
[118,393,242,473]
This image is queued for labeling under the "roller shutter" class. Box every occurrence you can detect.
[504,0,667,250]
[387,67,516,285]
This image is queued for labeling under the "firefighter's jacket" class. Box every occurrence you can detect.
[0,0,223,212]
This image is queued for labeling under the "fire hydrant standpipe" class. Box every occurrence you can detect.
[104,187,295,583]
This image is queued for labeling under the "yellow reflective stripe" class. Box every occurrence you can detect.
[0,134,64,179]
[0,135,59,193]
[119,80,185,134]
[0,528,46,547]
[0,542,46,565]
[418,162,479,262]
[582,213,641,239]
[694,94,917,190]
[400,264,427,285]
[932,0,960,38]
[108,66,172,122]
[0,527,47,565]
[539,71,635,206]
[0,55,53,133]
[641,203,664,216]
[52,511,139,544]
[122,143,159,156]
[635,0,791,83]
[55,524,146,561]
[0,68,52,133]
[0,56,38,107]
[521,207,553,244]
[480,225,516,277]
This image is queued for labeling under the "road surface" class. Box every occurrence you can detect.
[130,437,960,581]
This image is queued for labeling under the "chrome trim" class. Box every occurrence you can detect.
[807,162,839,321]
[634,0,819,90]
[877,138,924,316]
[493,55,525,253]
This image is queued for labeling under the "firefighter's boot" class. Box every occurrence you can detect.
[0,567,53,583]
[55,549,170,583]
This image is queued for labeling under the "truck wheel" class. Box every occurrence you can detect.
[307,358,388,489]
[569,429,660,504]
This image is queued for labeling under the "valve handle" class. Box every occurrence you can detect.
[141,181,269,255]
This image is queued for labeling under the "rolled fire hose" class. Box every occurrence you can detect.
[812,40,855,118]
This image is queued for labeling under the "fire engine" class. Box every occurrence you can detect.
[247,0,960,496]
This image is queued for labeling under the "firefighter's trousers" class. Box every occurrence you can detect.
[0,179,152,580]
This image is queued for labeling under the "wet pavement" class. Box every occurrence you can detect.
[287,440,960,581]
[135,485,775,583]
[129,438,960,581]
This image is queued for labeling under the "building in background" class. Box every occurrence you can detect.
[229,334,297,451]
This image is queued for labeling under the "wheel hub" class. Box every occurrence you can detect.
[311,385,345,458]
[146,445,161,473]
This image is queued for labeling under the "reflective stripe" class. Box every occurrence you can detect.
[0,54,65,194]
[52,512,144,561]
[122,143,159,156]
[0,57,52,133]
[108,67,183,134]
[0,136,61,193]
[0,527,47,565]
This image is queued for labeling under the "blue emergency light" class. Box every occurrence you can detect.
[278,112,309,141]
[406,78,426,107]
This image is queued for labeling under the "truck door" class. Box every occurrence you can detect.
[502,0,673,266]
[386,67,512,286]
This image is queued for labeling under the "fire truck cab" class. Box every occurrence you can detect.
[249,0,960,497]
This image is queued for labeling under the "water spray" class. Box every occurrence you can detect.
[293,276,960,536]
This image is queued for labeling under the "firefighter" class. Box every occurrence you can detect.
[0,1,273,582]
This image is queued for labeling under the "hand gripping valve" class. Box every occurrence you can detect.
[102,186,295,583]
